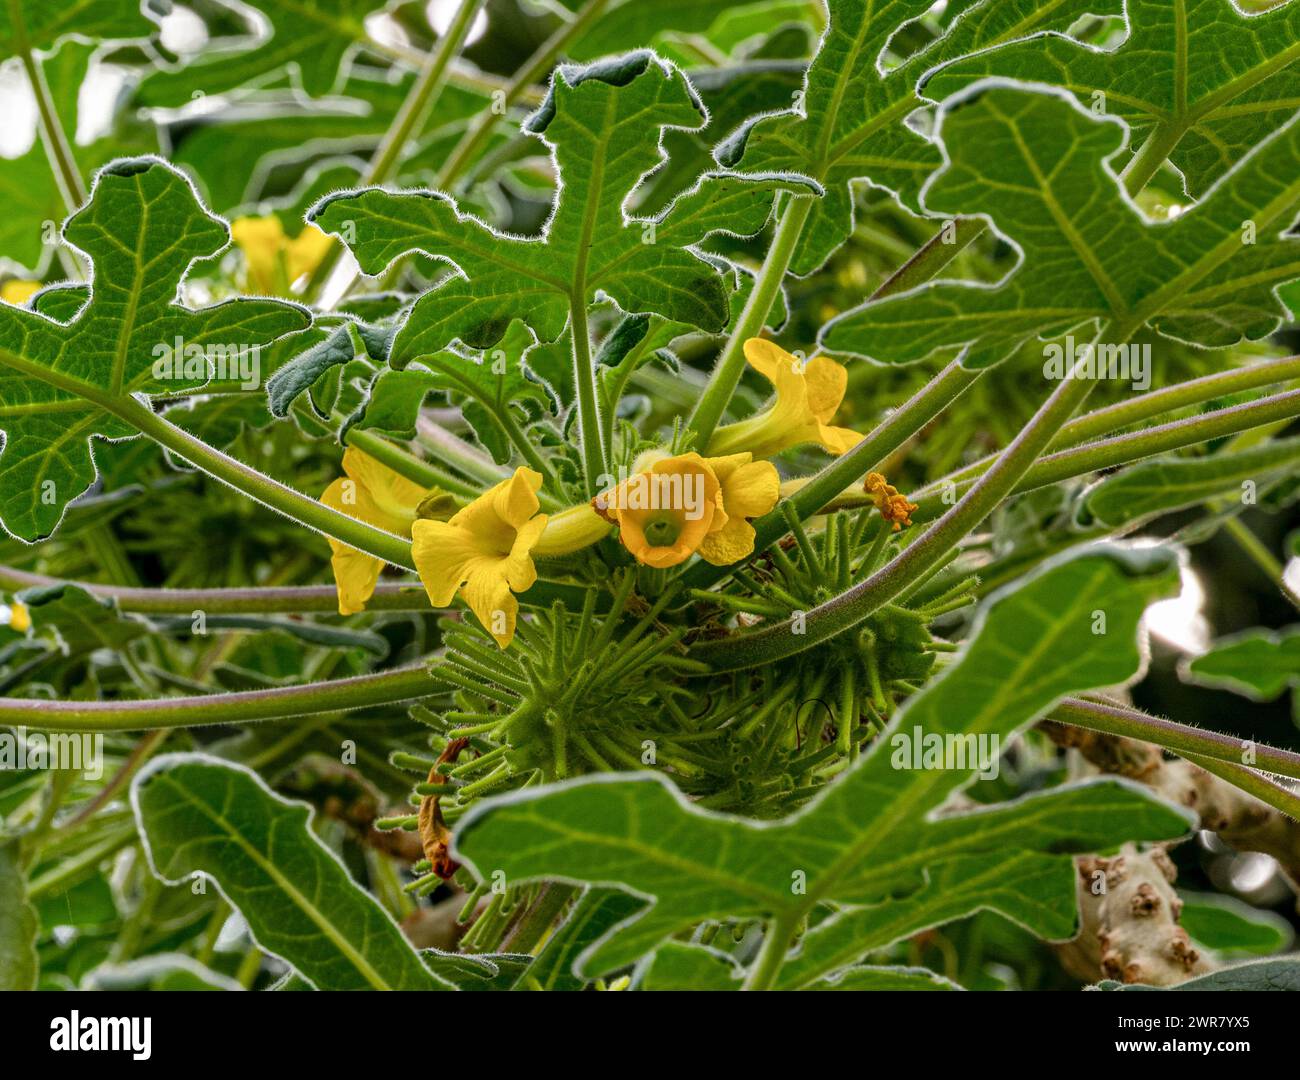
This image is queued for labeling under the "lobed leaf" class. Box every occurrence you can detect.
[926,0,1300,195]
[821,85,1300,367]
[455,545,1193,979]
[132,754,450,990]
[0,158,310,541]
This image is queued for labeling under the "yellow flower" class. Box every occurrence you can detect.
[320,448,435,615]
[2,600,30,633]
[411,468,548,648]
[231,215,332,296]
[698,452,780,565]
[863,472,918,531]
[1,280,40,306]
[595,452,778,568]
[707,338,863,459]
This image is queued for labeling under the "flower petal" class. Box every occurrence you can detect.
[804,356,848,423]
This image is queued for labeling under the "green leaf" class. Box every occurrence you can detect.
[312,53,814,368]
[137,0,387,105]
[638,941,744,989]
[522,887,645,991]
[0,839,38,991]
[925,0,1300,196]
[455,545,1192,981]
[1184,626,1300,701]
[0,0,164,60]
[19,584,152,656]
[131,753,449,990]
[1099,957,1300,991]
[719,0,1113,274]
[83,954,245,991]
[1179,892,1294,956]
[811,965,961,991]
[773,851,1075,989]
[562,0,778,61]
[420,950,532,990]
[821,85,1300,367]
[342,321,552,464]
[1082,437,1300,528]
[0,43,154,274]
[0,158,310,541]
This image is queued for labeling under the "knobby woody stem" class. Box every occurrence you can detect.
[1052,696,1300,787]
[1,663,439,731]
[434,0,611,191]
[692,335,1116,671]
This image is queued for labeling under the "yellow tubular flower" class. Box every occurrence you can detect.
[231,215,332,296]
[698,453,780,566]
[595,453,725,569]
[411,468,548,648]
[706,338,863,459]
[532,501,612,557]
[595,452,779,568]
[321,448,431,615]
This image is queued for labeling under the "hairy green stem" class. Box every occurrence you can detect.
[1119,118,1185,195]
[116,397,416,569]
[690,195,815,446]
[1220,516,1297,607]
[1052,697,1300,783]
[0,564,592,616]
[571,295,607,496]
[925,355,1300,493]
[692,341,1113,670]
[3,664,438,731]
[10,0,86,213]
[678,358,979,592]
[307,0,486,301]
[435,0,610,191]
[908,387,1300,520]
[345,423,485,500]
[743,914,799,991]
[370,0,486,185]
[869,216,986,298]
[1183,752,1300,822]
